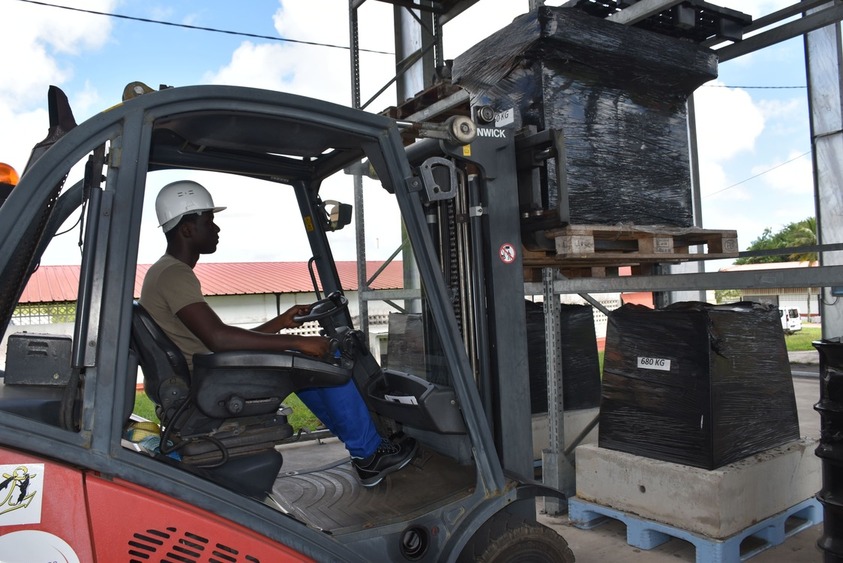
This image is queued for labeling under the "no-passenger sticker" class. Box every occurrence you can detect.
[499,243,516,264]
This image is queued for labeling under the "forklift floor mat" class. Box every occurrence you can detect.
[270,448,476,533]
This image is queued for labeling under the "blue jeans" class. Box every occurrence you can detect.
[296,379,381,458]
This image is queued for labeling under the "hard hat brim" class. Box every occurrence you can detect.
[160,206,226,232]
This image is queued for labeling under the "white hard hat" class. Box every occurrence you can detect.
[155,180,226,232]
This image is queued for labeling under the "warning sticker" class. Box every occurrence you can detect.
[499,243,516,264]
[0,464,44,526]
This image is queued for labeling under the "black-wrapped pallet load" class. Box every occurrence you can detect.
[525,301,602,413]
[451,6,717,231]
[599,302,800,470]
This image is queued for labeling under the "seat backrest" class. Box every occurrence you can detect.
[129,302,287,492]
[130,301,190,414]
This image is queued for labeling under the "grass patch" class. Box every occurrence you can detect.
[282,393,322,432]
[133,392,159,424]
[785,325,822,351]
[132,391,321,433]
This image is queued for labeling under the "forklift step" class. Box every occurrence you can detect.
[567,496,821,563]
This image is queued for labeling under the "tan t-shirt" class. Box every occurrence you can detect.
[139,254,210,371]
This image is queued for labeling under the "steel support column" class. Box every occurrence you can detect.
[541,268,575,512]
[805,1,843,338]
[349,2,370,334]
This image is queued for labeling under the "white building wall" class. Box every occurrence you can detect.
[742,288,821,323]
[208,291,396,359]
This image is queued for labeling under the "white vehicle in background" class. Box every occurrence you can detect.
[780,308,803,334]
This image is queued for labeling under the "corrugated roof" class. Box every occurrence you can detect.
[19,261,404,304]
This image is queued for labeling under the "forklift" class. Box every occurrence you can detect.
[0,80,573,561]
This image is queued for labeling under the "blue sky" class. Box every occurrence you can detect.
[0,0,816,266]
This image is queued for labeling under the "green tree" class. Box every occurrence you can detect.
[715,289,742,304]
[734,217,817,265]
[788,216,817,262]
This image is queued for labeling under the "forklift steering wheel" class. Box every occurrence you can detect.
[293,291,349,323]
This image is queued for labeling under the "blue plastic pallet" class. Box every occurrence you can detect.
[568,496,822,563]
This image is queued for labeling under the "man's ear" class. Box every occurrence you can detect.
[178,220,194,238]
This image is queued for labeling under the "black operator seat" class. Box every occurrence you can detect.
[128,301,352,497]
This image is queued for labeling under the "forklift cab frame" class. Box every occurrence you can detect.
[0,85,564,561]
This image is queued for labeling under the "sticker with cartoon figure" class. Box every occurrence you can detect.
[0,464,43,526]
[0,530,80,563]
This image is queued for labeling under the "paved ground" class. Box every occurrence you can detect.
[789,349,820,366]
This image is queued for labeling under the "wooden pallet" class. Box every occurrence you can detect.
[550,224,738,259]
[522,224,738,279]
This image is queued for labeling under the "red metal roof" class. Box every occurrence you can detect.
[19,261,404,304]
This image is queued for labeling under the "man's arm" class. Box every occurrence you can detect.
[176,301,330,357]
[252,304,312,334]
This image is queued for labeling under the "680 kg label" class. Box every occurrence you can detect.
[637,357,671,371]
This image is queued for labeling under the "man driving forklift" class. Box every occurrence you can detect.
[139,180,417,487]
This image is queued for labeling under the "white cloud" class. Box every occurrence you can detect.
[204,40,358,106]
[206,42,296,90]
[694,82,765,162]
[754,150,814,195]
[758,97,804,122]
[0,0,114,104]
[0,0,115,172]
[204,1,396,107]
[0,40,67,110]
[70,80,104,119]
[442,2,526,59]
[0,106,48,176]
[35,1,114,54]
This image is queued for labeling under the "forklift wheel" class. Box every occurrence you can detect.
[458,511,575,563]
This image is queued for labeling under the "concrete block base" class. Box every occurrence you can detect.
[575,439,820,538]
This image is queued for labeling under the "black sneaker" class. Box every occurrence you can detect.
[352,437,418,487]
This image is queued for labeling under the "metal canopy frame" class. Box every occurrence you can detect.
[347,0,843,316]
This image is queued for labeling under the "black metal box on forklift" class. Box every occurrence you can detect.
[599,302,800,470]
[5,332,72,386]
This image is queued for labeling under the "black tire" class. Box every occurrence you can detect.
[458,511,575,563]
